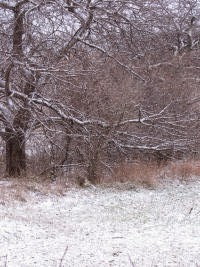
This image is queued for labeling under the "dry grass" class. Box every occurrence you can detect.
[167,160,200,180]
[104,161,164,188]
[0,175,69,204]
[1,159,200,204]
[103,159,200,187]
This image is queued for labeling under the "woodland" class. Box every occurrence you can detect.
[0,0,200,184]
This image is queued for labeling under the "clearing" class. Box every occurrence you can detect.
[0,180,200,266]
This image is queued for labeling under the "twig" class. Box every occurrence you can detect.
[189,207,193,215]
[59,246,68,267]
[128,254,135,267]
[4,254,7,267]
[39,163,84,176]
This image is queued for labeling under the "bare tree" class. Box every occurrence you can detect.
[0,0,145,177]
[1,0,200,182]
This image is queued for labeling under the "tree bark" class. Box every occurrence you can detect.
[4,3,34,177]
[6,129,26,176]
[5,105,30,176]
[87,152,100,184]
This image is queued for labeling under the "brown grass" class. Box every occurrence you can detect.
[104,161,164,188]
[103,159,200,187]
[0,175,69,204]
[1,159,200,204]
[167,160,200,180]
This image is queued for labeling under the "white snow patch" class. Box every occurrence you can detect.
[0,181,200,266]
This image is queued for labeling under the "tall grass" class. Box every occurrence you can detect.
[103,159,200,187]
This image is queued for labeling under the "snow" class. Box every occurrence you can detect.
[0,180,200,266]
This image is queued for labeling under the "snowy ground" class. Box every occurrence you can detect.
[0,180,200,267]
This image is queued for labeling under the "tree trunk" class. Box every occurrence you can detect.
[87,161,97,184]
[4,3,27,177]
[87,153,100,184]
[5,106,30,177]
[6,129,26,176]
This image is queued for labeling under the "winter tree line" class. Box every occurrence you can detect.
[0,0,200,183]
